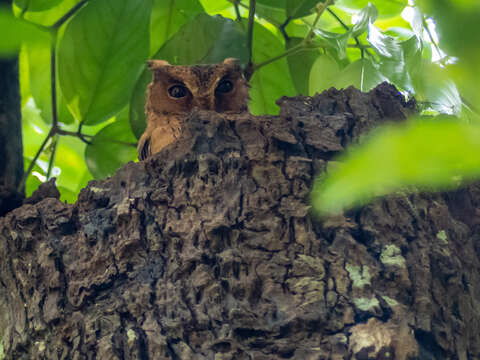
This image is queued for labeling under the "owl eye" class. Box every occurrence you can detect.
[215,79,233,94]
[168,84,187,98]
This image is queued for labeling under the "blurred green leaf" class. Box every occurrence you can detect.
[85,109,137,179]
[336,0,407,18]
[58,0,151,125]
[130,13,248,138]
[313,118,480,214]
[150,0,204,56]
[286,0,318,19]
[14,0,63,12]
[286,37,320,95]
[12,0,83,27]
[249,22,297,114]
[20,42,74,124]
[0,6,49,55]
[309,53,340,95]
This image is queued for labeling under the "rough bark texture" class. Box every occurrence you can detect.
[1,83,480,360]
[0,54,24,217]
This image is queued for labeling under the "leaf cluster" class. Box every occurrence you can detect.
[0,0,470,203]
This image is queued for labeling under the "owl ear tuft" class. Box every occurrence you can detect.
[223,58,239,66]
[148,60,170,70]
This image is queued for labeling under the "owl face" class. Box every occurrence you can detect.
[146,58,249,115]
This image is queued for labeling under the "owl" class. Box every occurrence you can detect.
[137,58,250,160]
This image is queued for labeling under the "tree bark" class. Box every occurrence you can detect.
[1,83,479,359]
[0,50,24,216]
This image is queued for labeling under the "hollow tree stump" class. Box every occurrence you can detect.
[1,83,479,359]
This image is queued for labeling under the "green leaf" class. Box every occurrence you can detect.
[249,22,296,114]
[351,3,378,37]
[309,53,340,95]
[130,13,248,138]
[154,13,248,65]
[367,23,414,92]
[286,0,319,19]
[253,0,287,25]
[286,37,319,95]
[21,42,74,124]
[336,0,407,18]
[14,0,63,12]
[58,0,152,125]
[332,58,387,92]
[313,118,480,214]
[150,0,204,56]
[312,29,350,59]
[85,109,137,179]
[12,0,84,27]
[0,6,49,55]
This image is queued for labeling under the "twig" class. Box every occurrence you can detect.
[50,34,58,127]
[46,136,58,179]
[233,0,242,22]
[17,129,54,192]
[244,0,256,80]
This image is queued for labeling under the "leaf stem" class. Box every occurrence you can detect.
[46,136,58,179]
[52,0,88,29]
[244,0,256,79]
[17,129,54,192]
[50,33,58,127]
[233,0,242,22]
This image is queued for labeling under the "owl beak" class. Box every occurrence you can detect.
[193,97,214,111]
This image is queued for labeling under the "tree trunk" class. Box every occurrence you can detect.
[1,83,479,359]
[0,44,24,216]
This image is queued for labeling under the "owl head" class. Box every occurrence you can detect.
[146,58,249,115]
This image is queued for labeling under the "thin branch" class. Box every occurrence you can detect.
[46,136,58,179]
[304,0,333,43]
[244,0,256,79]
[233,0,242,22]
[17,129,54,192]
[253,44,304,72]
[52,0,88,29]
[278,18,291,42]
[50,34,58,128]
[326,7,373,57]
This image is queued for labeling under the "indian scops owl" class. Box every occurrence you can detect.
[137,58,250,160]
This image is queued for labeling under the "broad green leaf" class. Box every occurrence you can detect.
[336,0,407,18]
[413,63,462,115]
[13,0,83,27]
[199,0,231,13]
[286,0,319,19]
[351,3,377,37]
[130,13,248,138]
[309,53,340,95]
[367,23,413,92]
[14,0,63,12]
[58,0,151,125]
[313,29,350,59]
[332,58,387,92]
[150,0,204,56]
[249,22,296,114]
[55,134,92,201]
[21,42,74,124]
[252,0,287,25]
[0,6,48,55]
[85,109,137,179]
[153,13,247,65]
[313,118,480,214]
[286,37,319,95]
